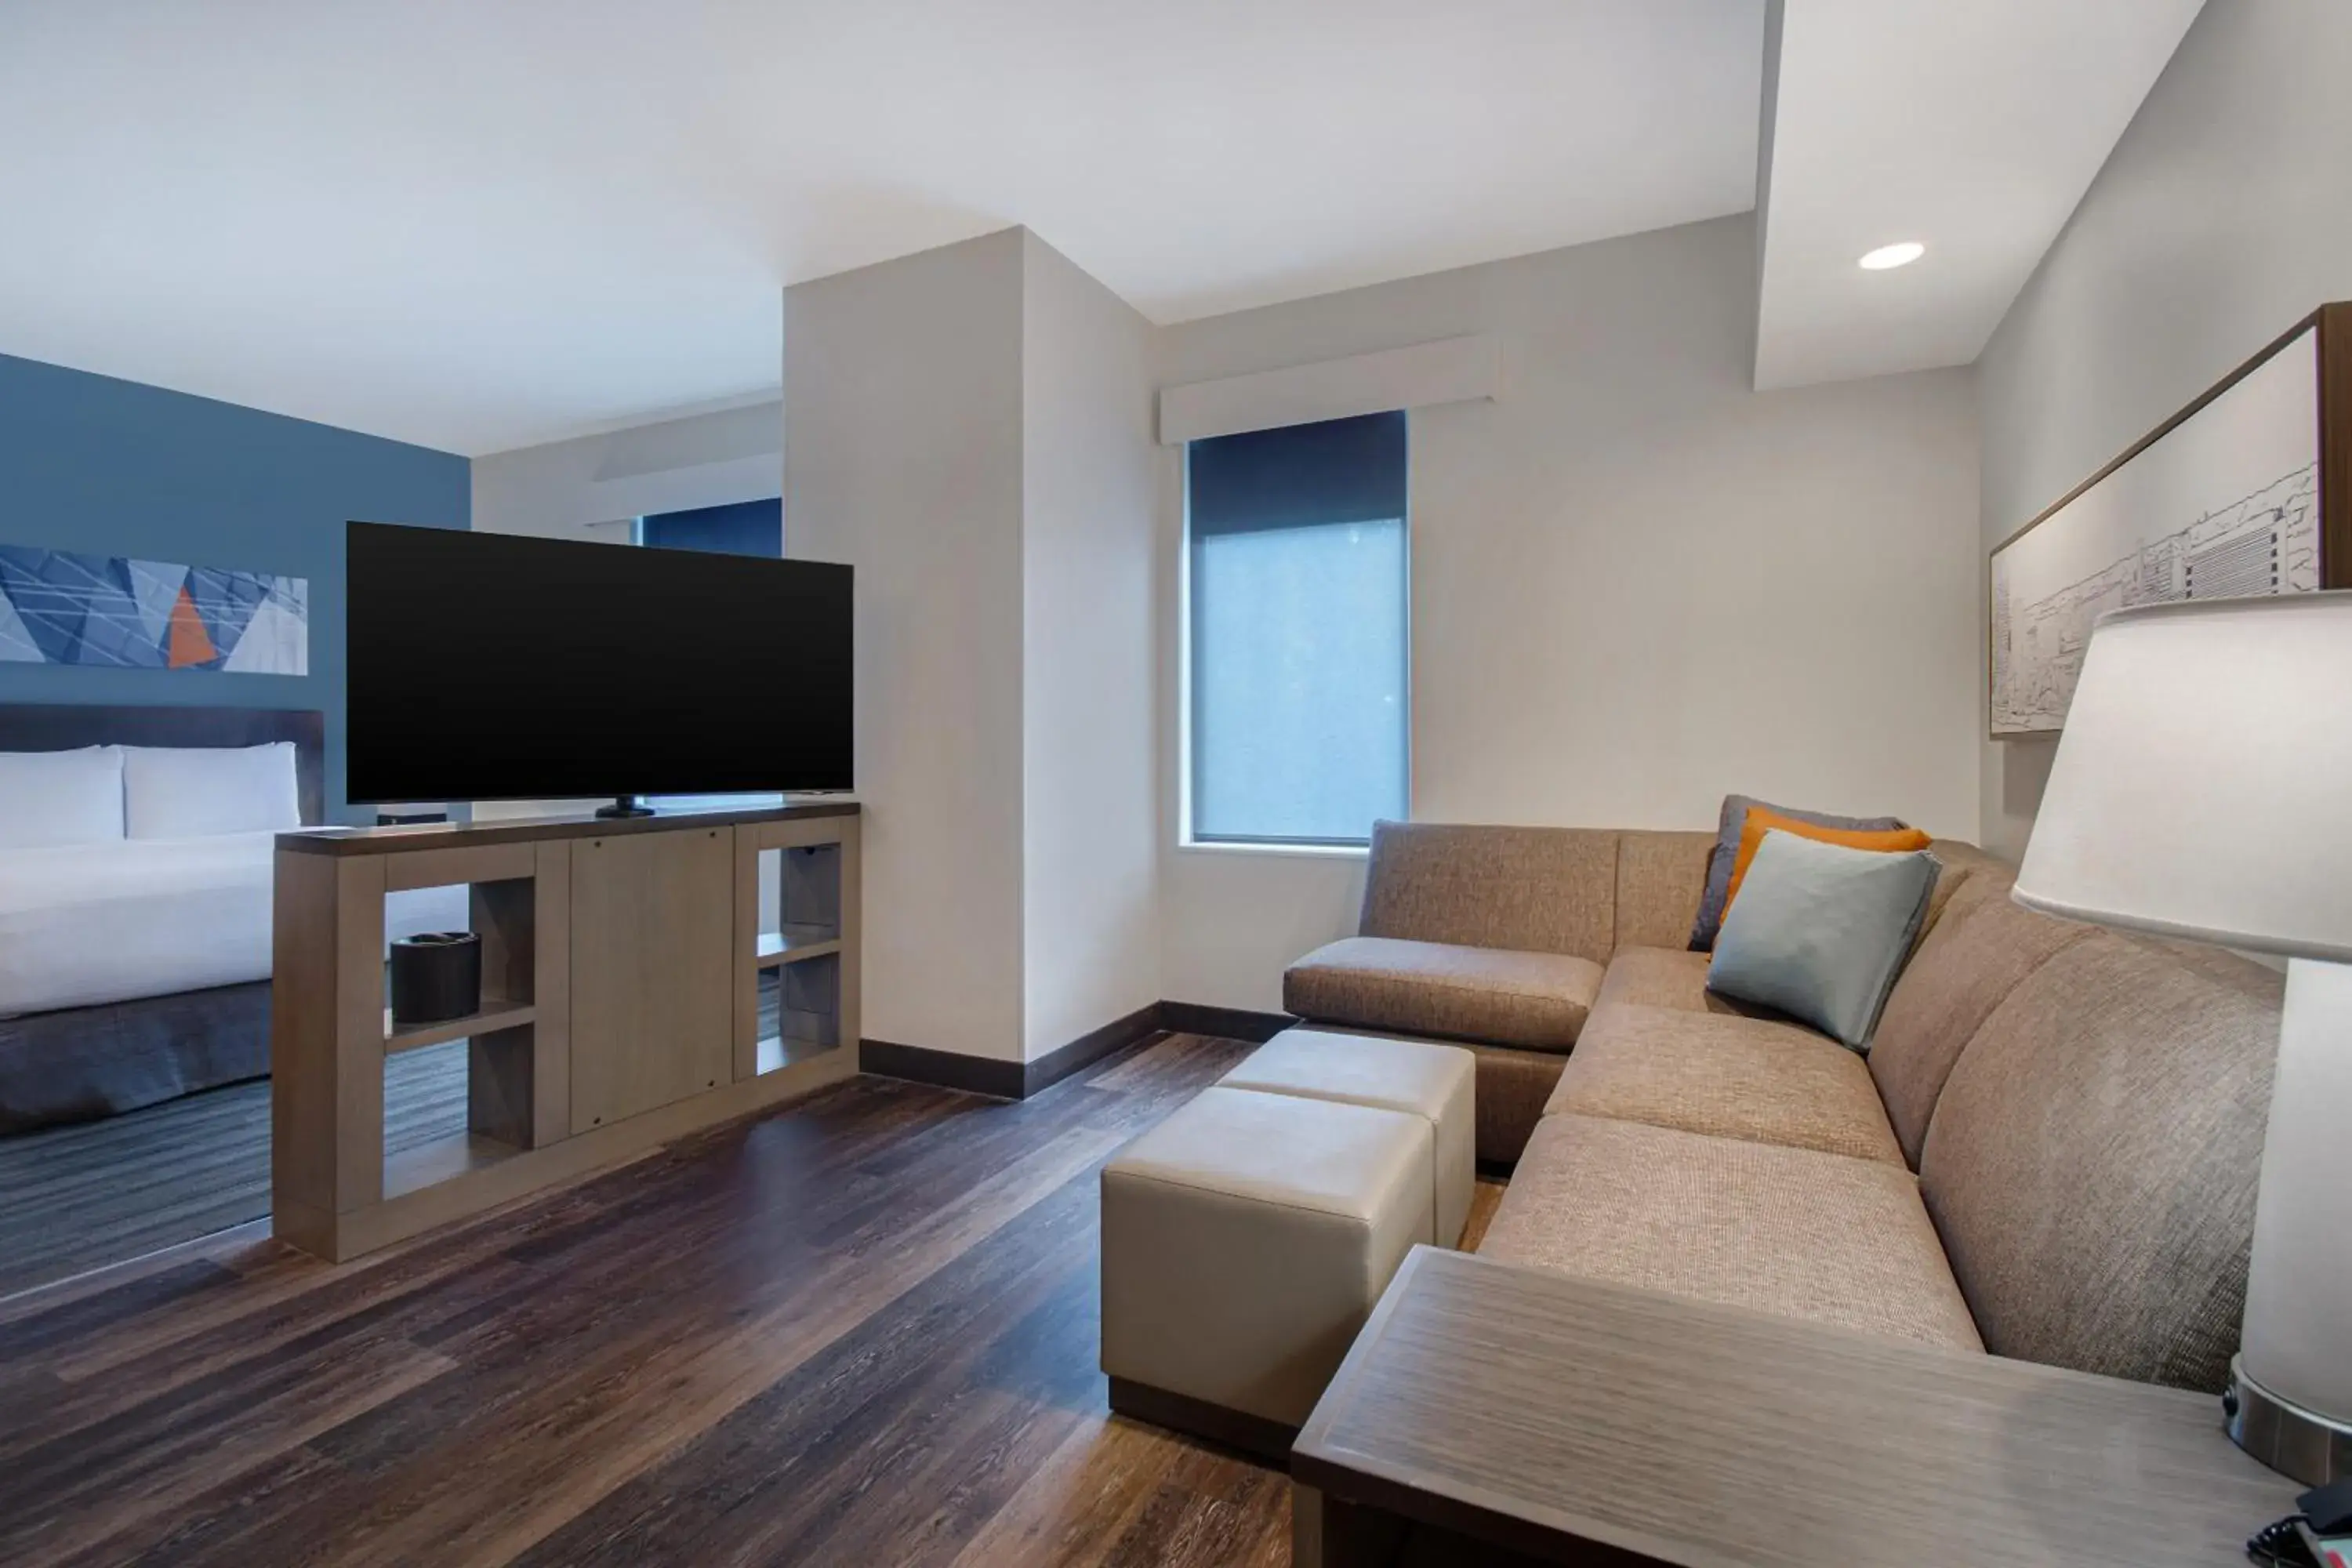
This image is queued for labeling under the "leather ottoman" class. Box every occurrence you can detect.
[1100,1085,1431,1456]
[1218,1027,1476,1247]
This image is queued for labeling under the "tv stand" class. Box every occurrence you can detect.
[594,795,655,818]
[270,801,860,1262]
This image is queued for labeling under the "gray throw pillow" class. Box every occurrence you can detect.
[1686,793,1908,952]
[1706,831,1940,1051]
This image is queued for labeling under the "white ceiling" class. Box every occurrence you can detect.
[1753,0,2205,390]
[0,1,1765,457]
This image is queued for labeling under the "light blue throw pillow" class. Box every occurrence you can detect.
[1706,830,1940,1051]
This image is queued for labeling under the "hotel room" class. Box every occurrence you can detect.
[2,2,2348,1565]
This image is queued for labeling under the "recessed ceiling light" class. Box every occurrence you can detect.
[1859,241,1926,271]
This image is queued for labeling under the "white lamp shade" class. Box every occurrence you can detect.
[2013,591,2352,961]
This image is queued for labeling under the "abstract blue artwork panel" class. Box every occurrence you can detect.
[0,546,308,674]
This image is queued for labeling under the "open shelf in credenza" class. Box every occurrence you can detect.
[755,1032,840,1076]
[382,1130,521,1201]
[740,823,858,1084]
[755,924,842,967]
[383,998,538,1054]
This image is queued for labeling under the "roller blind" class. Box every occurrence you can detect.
[1187,412,1409,845]
[638,499,782,557]
[1187,412,1409,536]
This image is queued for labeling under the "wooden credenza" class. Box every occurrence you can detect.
[569,826,736,1132]
[270,804,861,1263]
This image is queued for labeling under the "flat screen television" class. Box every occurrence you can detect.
[346,521,851,810]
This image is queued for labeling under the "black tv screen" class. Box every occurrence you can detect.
[346,521,851,804]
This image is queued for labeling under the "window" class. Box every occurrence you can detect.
[1186,412,1408,847]
[637,499,782,557]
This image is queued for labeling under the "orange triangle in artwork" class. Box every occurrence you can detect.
[166,585,219,668]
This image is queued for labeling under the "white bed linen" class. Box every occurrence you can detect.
[0,834,474,1018]
[0,746,125,850]
[122,742,302,839]
[0,833,276,1017]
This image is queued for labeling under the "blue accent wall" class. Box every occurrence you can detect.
[0,352,470,820]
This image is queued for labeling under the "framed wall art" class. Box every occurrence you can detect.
[1989,303,2352,738]
[0,547,308,675]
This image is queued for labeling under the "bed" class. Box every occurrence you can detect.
[0,705,459,1133]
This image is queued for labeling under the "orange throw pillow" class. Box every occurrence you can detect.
[1721,806,1932,919]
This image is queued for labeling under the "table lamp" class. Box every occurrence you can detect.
[2013,592,2352,1484]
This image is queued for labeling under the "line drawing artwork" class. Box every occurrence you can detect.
[1991,326,2321,736]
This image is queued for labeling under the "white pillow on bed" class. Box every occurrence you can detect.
[0,746,126,848]
[123,742,303,839]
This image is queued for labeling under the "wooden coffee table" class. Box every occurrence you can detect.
[1291,1246,2296,1566]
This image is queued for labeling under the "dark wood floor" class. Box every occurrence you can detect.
[0,1031,1327,1567]
[0,977,806,1299]
[0,1041,469,1298]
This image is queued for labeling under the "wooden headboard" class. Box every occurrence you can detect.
[0,704,327,826]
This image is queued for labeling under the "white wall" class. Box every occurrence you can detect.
[777,212,1986,1039]
[1158,213,1983,1011]
[1977,0,2352,861]
[470,399,782,542]
[1019,232,1163,1056]
[786,230,1030,1062]
[782,228,1161,1065]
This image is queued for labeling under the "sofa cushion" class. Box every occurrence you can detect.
[1359,821,1618,964]
[1283,936,1603,1053]
[1689,794,1909,951]
[1461,1040,1570,1167]
[1719,811,1933,931]
[1649,846,1980,1011]
[1479,1113,1981,1352]
[1593,946,1752,1015]
[1923,836,2007,886]
[1918,933,2280,1392]
[1707,834,1940,1049]
[1868,870,2095,1167]
[1611,830,1715,950]
[1581,855,1994,1020]
[1913,847,1986,945]
[1543,1004,1904,1165]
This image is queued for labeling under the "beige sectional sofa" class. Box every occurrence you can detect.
[1283,820,2282,1391]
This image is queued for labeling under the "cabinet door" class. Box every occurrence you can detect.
[568,826,735,1134]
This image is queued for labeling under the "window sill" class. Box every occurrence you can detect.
[1176,839,1370,861]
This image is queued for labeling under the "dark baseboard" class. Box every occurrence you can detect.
[1021,1002,1164,1098]
[861,999,1298,1102]
[856,1038,1025,1099]
[858,1011,1158,1102]
[1155,1001,1295,1044]
[1107,1375,1297,1468]
[858,1002,1165,1101]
